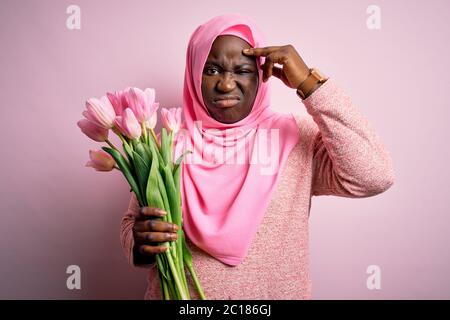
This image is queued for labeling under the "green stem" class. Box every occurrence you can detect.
[169,239,189,298]
[112,127,125,142]
[187,263,206,300]
[105,138,118,151]
[179,258,190,298]
[161,277,170,300]
[169,130,174,170]
[167,269,180,300]
[165,248,189,300]
[150,128,159,148]
[156,255,171,300]
[104,133,128,161]
[114,129,133,152]
[141,122,148,145]
[176,237,189,296]
[130,139,137,152]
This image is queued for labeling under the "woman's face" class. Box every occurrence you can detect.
[201,35,259,124]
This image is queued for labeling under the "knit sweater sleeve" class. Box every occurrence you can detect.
[301,78,395,198]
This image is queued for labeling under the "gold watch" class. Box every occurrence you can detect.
[296,68,328,100]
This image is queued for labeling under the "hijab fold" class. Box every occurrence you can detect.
[179,13,300,266]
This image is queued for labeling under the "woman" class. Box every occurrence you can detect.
[120,13,395,299]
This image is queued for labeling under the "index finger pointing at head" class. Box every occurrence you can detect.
[242,46,282,56]
[135,207,166,220]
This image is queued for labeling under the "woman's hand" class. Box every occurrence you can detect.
[243,45,310,89]
[132,207,178,264]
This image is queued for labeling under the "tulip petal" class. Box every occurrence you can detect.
[144,88,155,107]
[77,119,108,142]
[85,97,115,129]
[123,108,142,139]
[86,149,115,171]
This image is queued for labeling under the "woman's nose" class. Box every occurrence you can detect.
[216,72,236,92]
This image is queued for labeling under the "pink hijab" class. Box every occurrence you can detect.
[179,13,300,266]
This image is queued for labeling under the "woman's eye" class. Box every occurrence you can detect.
[204,67,253,75]
[206,68,219,74]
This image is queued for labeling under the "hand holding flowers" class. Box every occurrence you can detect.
[77,87,204,300]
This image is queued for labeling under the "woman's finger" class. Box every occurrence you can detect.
[271,66,290,86]
[261,56,274,82]
[242,46,282,57]
[135,231,178,244]
[135,207,166,220]
[262,51,289,82]
[133,219,178,233]
[139,244,168,256]
[271,65,283,80]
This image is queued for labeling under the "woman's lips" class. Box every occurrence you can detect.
[213,99,240,108]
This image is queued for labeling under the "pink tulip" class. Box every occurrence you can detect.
[85,149,116,172]
[77,119,109,142]
[145,103,159,129]
[106,88,130,116]
[161,107,182,133]
[83,96,116,129]
[114,108,142,139]
[126,88,159,124]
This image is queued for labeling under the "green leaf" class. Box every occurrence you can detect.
[181,230,193,267]
[122,140,138,179]
[156,258,167,299]
[157,171,172,222]
[173,150,190,222]
[146,141,165,210]
[132,141,152,204]
[122,140,134,163]
[141,143,153,163]
[102,147,143,206]
[173,158,183,197]
[131,138,139,150]
[135,141,151,167]
[157,253,170,281]
[131,150,149,206]
[161,128,171,167]
[166,269,180,300]
[176,233,188,295]
[146,144,171,221]
[174,150,193,166]
[147,133,165,167]
[163,164,181,227]
[169,130,174,156]
[149,141,172,222]
[148,138,159,170]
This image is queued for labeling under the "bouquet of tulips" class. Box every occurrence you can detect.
[77,87,205,300]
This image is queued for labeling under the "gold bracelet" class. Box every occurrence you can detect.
[296,68,328,100]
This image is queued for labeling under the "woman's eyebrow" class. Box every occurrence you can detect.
[205,60,254,67]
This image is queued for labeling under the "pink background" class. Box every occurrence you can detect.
[0,0,449,299]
